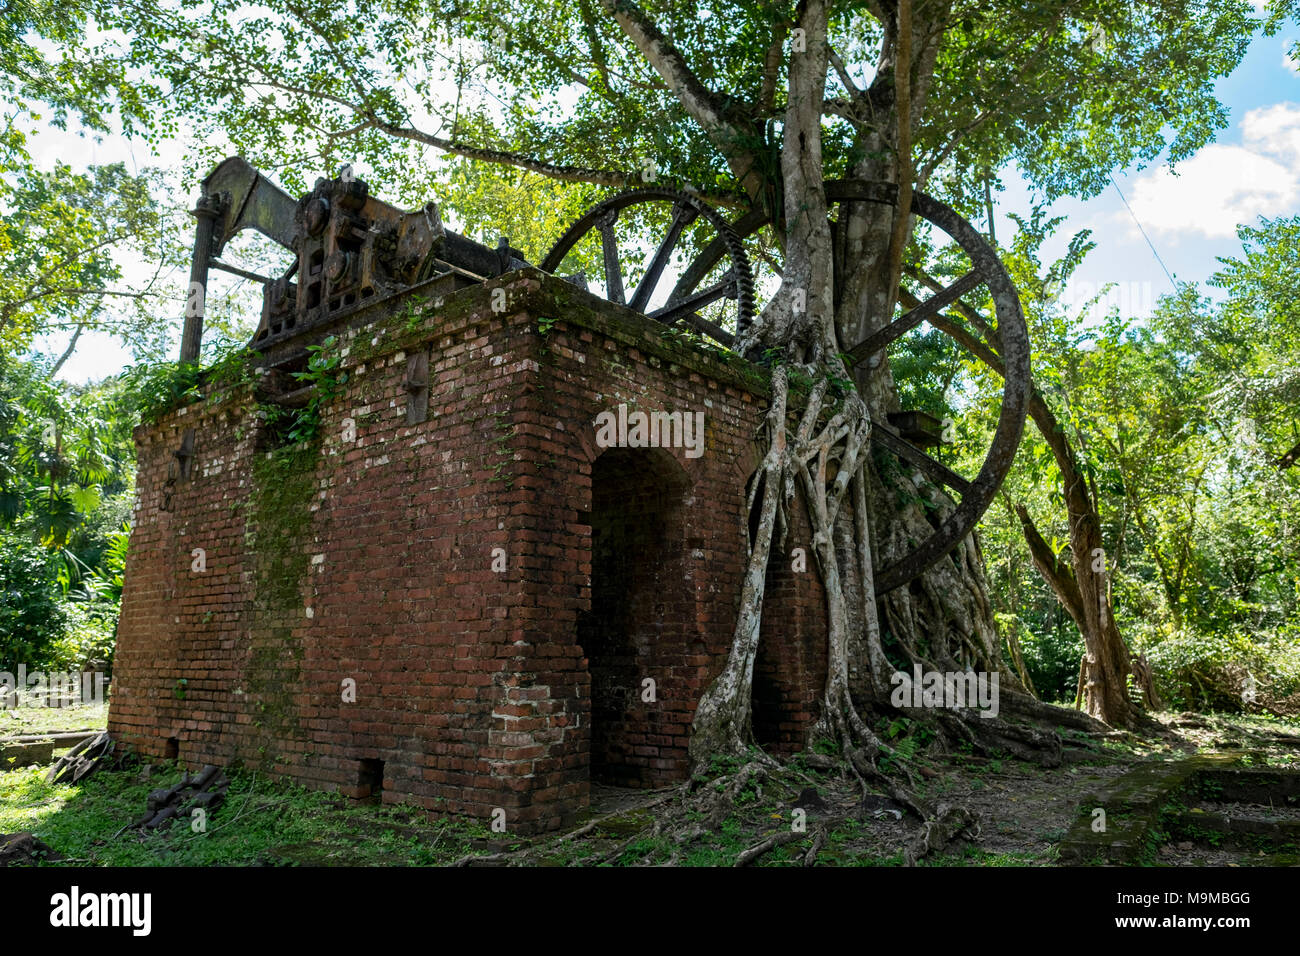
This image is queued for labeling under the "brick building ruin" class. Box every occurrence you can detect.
[109,270,831,832]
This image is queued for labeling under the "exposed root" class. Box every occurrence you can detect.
[996,689,1111,734]
[603,818,666,865]
[451,850,512,867]
[904,803,980,866]
[802,825,828,866]
[735,829,802,866]
[935,709,1064,767]
[704,761,768,828]
[689,368,792,763]
[847,748,929,819]
[689,362,1083,858]
[557,788,682,845]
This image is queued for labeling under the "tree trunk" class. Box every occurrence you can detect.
[691,0,1053,768]
[912,282,1149,727]
[1032,404,1144,726]
[1014,496,1143,724]
[828,0,1008,695]
[1002,618,1037,699]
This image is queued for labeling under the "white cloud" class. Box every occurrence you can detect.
[1285,38,1299,72]
[1242,102,1300,163]
[1122,103,1300,239]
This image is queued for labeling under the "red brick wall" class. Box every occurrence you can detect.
[110,269,829,833]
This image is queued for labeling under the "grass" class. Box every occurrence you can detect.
[0,757,492,866]
[922,845,1043,866]
[0,701,108,737]
[680,815,753,866]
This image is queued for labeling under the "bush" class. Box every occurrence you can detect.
[121,345,254,425]
[45,601,117,672]
[0,532,67,668]
[1144,628,1300,714]
[1011,615,1085,704]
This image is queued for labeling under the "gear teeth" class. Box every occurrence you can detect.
[542,187,756,345]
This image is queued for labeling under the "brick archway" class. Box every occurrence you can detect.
[577,446,693,787]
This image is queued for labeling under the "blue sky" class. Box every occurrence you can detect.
[1012,26,1300,322]
[29,21,1300,382]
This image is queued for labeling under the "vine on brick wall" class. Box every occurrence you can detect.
[260,335,348,446]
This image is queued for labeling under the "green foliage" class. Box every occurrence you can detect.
[1015,613,1086,704]
[260,336,346,446]
[399,295,431,334]
[0,528,68,666]
[0,353,138,671]
[1145,628,1300,711]
[64,0,1257,223]
[875,715,934,773]
[43,601,117,670]
[0,161,173,360]
[120,360,203,424]
[971,210,1300,713]
[436,162,596,265]
[0,358,133,555]
[122,345,255,425]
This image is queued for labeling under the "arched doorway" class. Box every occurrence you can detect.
[577,447,692,787]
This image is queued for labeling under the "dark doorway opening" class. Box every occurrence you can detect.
[578,447,689,787]
[357,758,385,802]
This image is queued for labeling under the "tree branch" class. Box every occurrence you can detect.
[760,20,790,114]
[1015,503,1086,626]
[599,0,765,202]
[827,42,862,98]
[364,117,634,186]
[885,0,915,288]
[50,323,85,376]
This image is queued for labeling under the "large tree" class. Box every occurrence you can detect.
[49,0,1256,748]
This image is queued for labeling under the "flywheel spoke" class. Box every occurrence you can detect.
[652,273,734,326]
[595,211,625,305]
[846,269,983,368]
[629,201,698,314]
[871,424,970,494]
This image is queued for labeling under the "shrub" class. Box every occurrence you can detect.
[1144,627,1300,714]
[0,531,67,668]
[45,601,117,672]
[1011,615,1085,704]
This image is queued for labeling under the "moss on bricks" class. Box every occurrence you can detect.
[244,441,318,763]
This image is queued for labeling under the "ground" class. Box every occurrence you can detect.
[1,703,1297,866]
[1,701,107,737]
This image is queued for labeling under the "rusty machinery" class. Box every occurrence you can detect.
[182,156,528,365]
[182,159,1029,592]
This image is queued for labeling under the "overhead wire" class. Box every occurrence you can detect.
[1109,174,1177,291]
